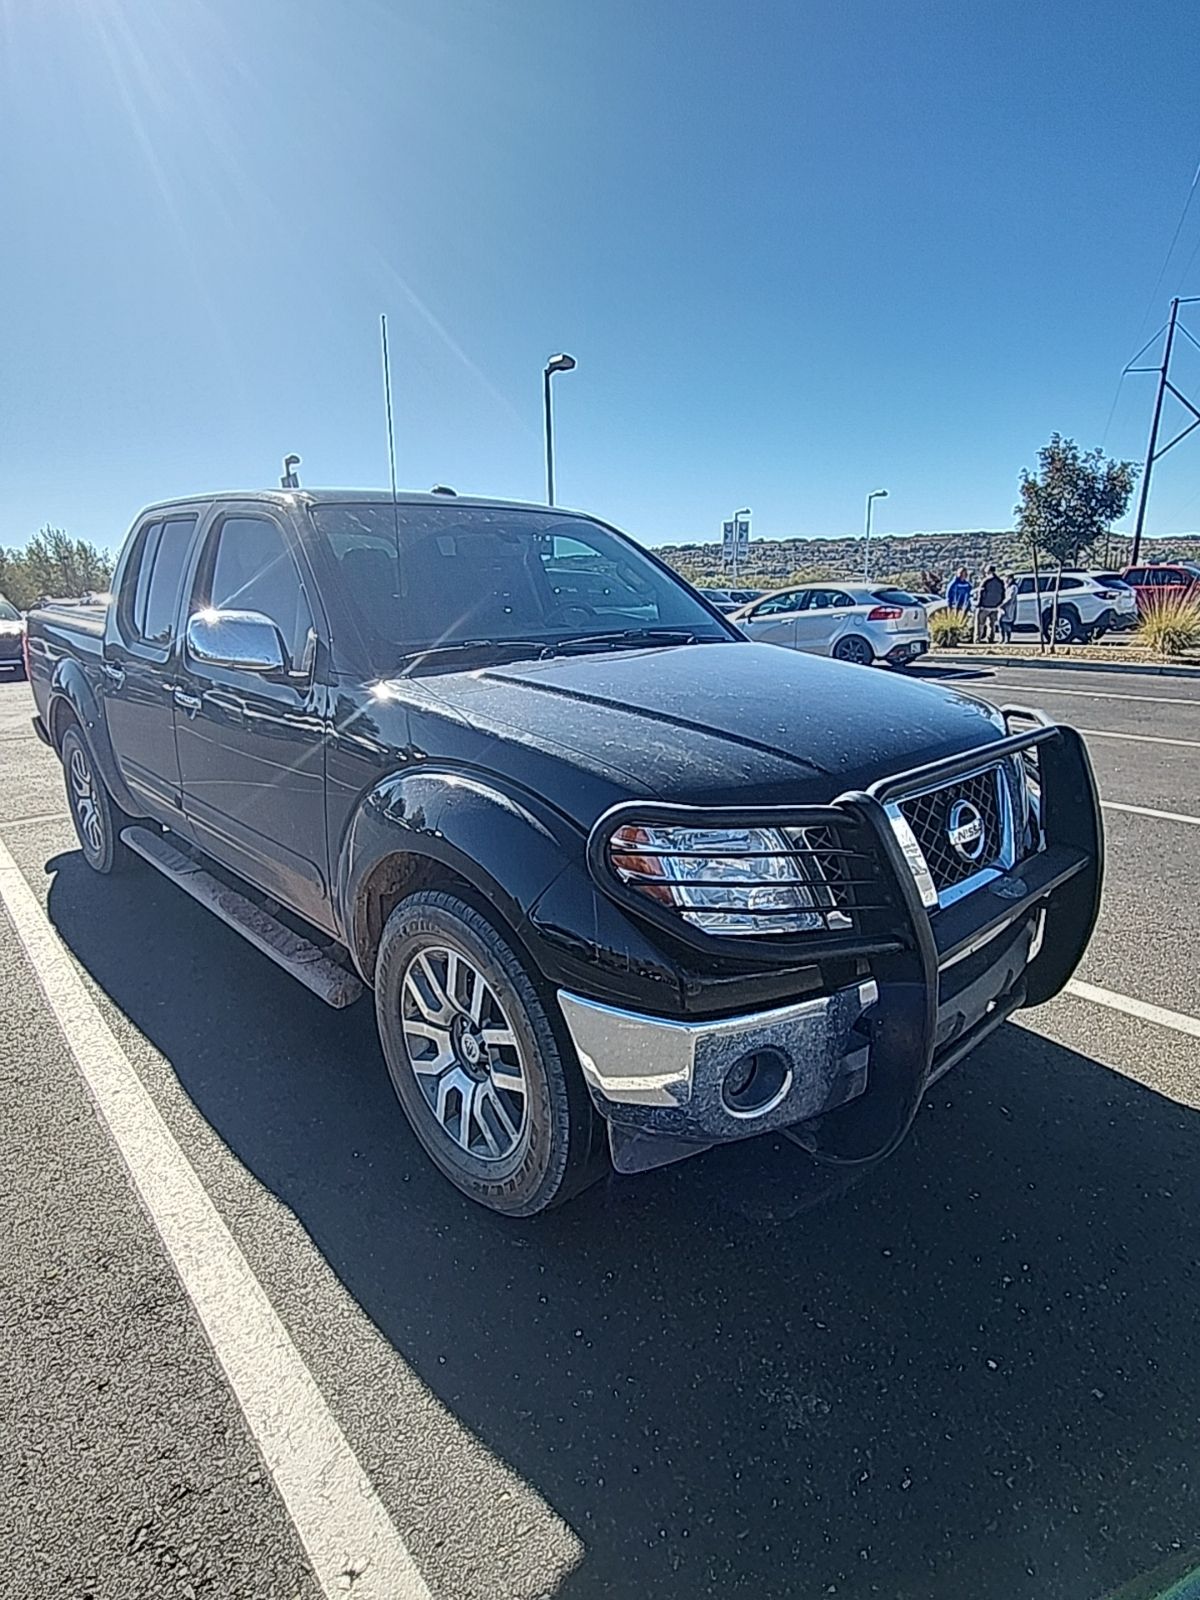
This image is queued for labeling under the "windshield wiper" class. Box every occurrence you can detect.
[396,639,545,673]
[541,628,707,657]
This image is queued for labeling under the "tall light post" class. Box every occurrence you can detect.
[863,488,888,581]
[543,353,576,505]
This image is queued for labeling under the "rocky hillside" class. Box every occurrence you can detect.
[657,529,1200,590]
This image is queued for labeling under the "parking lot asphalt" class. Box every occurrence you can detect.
[2,661,1199,1600]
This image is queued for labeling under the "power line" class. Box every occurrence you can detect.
[1100,321,1168,448]
[1131,153,1200,345]
[1175,226,1200,301]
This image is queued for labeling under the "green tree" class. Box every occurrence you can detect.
[1014,435,1138,649]
[1015,436,1138,567]
[0,526,113,610]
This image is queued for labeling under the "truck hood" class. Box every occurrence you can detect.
[400,641,1008,823]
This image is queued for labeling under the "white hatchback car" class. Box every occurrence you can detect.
[731,583,930,667]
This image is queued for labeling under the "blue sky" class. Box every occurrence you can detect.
[2,0,1199,553]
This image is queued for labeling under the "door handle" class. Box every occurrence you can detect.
[174,688,202,714]
[100,661,125,688]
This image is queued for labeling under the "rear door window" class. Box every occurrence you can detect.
[122,516,197,646]
[141,518,197,645]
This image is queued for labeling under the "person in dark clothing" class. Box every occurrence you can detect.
[977,565,1005,643]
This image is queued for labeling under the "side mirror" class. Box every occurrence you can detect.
[186,609,287,674]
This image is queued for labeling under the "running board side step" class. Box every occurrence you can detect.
[121,826,364,1008]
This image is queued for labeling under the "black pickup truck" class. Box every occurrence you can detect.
[27,490,1102,1215]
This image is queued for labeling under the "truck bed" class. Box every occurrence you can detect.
[25,598,110,735]
[31,598,109,641]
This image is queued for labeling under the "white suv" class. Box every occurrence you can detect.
[1010,570,1138,644]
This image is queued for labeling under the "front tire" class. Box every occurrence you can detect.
[61,725,131,875]
[1042,605,1083,644]
[374,891,605,1216]
[832,633,874,667]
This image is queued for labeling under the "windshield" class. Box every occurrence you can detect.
[310,503,732,664]
[0,598,20,621]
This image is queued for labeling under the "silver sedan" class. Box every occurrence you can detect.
[730,583,931,667]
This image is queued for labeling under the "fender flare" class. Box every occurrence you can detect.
[337,766,583,981]
[47,659,140,817]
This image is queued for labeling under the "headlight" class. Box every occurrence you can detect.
[606,823,849,936]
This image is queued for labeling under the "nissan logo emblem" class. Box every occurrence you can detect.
[947,799,986,861]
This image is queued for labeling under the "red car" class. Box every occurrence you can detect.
[1121,562,1200,613]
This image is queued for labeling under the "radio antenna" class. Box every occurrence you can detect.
[380,314,400,554]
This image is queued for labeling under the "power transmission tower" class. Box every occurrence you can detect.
[1129,295,1200,563]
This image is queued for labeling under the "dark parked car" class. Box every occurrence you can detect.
[0,594,26,675]
[697,586,739,612]
[27,490,1102,1215]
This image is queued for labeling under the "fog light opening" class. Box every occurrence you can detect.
[721,1049,792,1118]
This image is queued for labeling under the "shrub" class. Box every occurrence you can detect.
[929,607,972,647]
[1136,593,1200,657]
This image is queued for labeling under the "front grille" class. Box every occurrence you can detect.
[898,766,1004,895]
[784,821,903,935]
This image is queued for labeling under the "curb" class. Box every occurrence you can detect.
[926,651,1200,679]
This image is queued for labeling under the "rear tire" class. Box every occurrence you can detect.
[61,725,131,875]
[832,634,875,667]
[374,891,607,1216]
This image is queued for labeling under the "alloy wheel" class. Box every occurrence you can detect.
[68,742,105,859]
[835,635,873,666]
[399,944,530,1161]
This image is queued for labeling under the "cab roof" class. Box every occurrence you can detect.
[136,488,571,517]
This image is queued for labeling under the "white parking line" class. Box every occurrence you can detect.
[1078,727,1200,749]
[984,681,1200,707]
[0,838,432,1600]
[1065,979,1200,1040]
[1101,800,1200,827]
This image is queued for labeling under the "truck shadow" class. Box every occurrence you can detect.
[45,851,1200,1600]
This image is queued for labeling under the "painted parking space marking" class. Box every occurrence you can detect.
[983,680,1200,707]
[1065,979,1200,1041]
[1078,727,1200,750]
[1101,800,1200,827]
[0,836,433,1600]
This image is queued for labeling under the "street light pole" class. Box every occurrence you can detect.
[863,488,888,581]
[543,353,576,505]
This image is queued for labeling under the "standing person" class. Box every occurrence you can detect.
[977,565,1005,643]
[946,567,972,619]
[999,573,1018,644]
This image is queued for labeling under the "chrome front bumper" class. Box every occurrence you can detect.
[557,980,877,1168]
